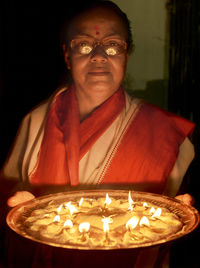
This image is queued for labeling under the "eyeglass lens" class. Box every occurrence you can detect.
[71,38,127,56]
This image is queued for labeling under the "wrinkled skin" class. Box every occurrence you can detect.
[63,7,129,120]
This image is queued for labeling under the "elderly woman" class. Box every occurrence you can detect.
[2,1,194,203]
[0,1,195,267]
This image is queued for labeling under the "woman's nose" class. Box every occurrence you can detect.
[90,46,108,62]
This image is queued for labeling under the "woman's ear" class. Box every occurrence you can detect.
[62,44,71,70]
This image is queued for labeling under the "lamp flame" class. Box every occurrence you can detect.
[79,198,84,207]
[57,204,63,213]
[53,215,60,222]
[143,202,148,208]
[79,222,90,233]
[139,216,150,226]
[149,207,156,215]
[102,217,113,233]
[152,208,162,218]
[64,202,78,216]
[64,219,73,228]
[104,193,112,206]
[64,201,71,208]
[126,216,139,230]
[128,191,134,211]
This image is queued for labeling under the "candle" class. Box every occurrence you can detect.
[152,208,162,218]
[79,198,84,207]
[79,222,90,233]
[57,204,63,213]
[126,216,139,231]
[149,207,156,215]
[64,202,78,216]
[79,222,90,242]
[128,191,134,211]
[139,216,150,227]
[53,215,60,223]
[143,202,148,209]
[23,191,184,249]
[102,217,112,245]
[104,193,112,207]
[64,219,73,228]
[102,217,113,244]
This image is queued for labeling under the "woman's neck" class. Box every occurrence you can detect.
[75,86,116,121]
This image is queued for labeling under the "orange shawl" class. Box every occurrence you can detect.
[30,85,125,185]
[30,85,195,193]
[99,102,195,193]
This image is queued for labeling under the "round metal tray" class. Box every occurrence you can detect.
[6,190,200,250]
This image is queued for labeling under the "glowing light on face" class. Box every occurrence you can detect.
[81,45,93,54]
[70,38,127,56]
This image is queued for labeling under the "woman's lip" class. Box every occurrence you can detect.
[88,72,109,76]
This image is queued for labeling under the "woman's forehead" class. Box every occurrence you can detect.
[70,8,127,38]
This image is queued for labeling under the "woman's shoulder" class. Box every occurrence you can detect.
[126,92,195,138]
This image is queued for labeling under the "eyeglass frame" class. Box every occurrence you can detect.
[70,37,128,56]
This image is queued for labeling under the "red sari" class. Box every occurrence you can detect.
[30,85,195,193]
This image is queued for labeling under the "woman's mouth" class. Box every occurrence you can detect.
[88,71,110,76]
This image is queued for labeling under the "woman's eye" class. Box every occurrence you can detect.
[105,41,120,47]
[79,42,89,47]
[109,42,118,46]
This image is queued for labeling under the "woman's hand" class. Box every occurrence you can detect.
[7,191,35,207]
[175,193,194,206]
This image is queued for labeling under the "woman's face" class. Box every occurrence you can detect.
[64,7,129,98]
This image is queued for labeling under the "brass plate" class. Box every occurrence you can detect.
[6,190,200,250]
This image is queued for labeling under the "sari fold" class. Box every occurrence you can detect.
[99,102,195,193]
[30,85,195,191]
[30,86,125,185]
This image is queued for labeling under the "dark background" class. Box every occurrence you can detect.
[0,0,73,166]
[0,0,200,267]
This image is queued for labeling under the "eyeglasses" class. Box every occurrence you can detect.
[70,38,127,56]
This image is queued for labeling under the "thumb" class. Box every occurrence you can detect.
[175,194,194,206]
[7,191,35,207]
